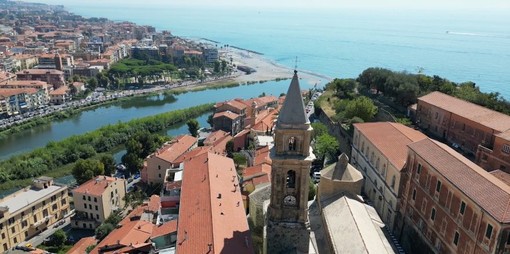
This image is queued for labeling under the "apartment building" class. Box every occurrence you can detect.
[16,69,65,88]
[351,122,427,231]
[49,85,70,105]
[72,176,126,229]
[141,135,197,185]
[398,138,510,254]
[0,88,47,116]
[0,177,70,252]
[415,91,510,172]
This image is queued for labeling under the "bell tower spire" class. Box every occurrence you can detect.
[266,70,314,253]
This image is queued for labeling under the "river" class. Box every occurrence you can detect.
[0,79,320,160]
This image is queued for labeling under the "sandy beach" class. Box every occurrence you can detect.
[220,47,333,87]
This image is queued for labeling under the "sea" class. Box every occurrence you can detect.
[33,2,510,99]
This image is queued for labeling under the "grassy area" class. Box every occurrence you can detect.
[38,244,73,254]
[316,89,339,118]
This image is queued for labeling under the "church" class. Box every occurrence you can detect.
[254,70,398,254]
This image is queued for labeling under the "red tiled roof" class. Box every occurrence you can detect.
[213,111,240,120]
[204,130,230,146]
[49,85,69,95]
[67,237,97,254]
[146,195,161,213]
[409,138,510,223]
[1,80,49,88]
[154,135,197,164]
[0,88,38,97]
[490,170,510,186]
[91,220,155,254]
[151,220,178,239]
[173,146,213,165]
[73,176,123,197]
[419,91,510,133]
[16,69,64,75]
[254,146,271,166]
[177,152,253,254]
[496,130,510,141]
[354,122,427,170]
[215,99,247,111]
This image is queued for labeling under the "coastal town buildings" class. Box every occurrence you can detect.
[351,122,427,232]
[49,85,70,105]
[0,177,70,252]
[141,135,197,185]
[176,152,253,253]
[398,138,510,254]
[415,91,510,172]
[15,69,65,89]
[72,176,126,229]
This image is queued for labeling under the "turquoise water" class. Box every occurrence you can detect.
[34,2,510,98]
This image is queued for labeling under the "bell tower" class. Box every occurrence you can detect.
[266,70,314,253]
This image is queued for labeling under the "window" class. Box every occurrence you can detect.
[82,195,86,200]
[412,189,417,201]
[286,171,296,188]
[96,214,99,220]
[42,200,46,206]
[436,180,442,192]
[435,112,438,119]
[84,204,87,209]
[288,137,297,151]
[88,196,91,201]
[421,199,427,213]
[431,208,436,221]
[94,197,97,202]
[21,220,27,228]
[33,215,37,222]
[158,174,162,178]
[11,227,15,234]
[158,165,161,170]
[391,176,396,189]
[462,123,466,131]
[61,199,66,205]
[460,201,466,215]
[95,205,98,211]
[88,204,92,209]
[506,232,510,245]
[417,163,422,175]
[485,224,493,239]
[503,144,510,154]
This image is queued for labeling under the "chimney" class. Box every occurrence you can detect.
[217,193,222,199]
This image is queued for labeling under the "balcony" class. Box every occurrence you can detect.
[31,215,52,228]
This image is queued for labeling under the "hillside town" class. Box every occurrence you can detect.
[0,1,510,254]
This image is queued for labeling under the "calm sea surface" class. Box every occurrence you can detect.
[1,2,509,159]
[42,3,510,98]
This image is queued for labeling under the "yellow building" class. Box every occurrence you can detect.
[0,177,70,252]
[72,176,126,229]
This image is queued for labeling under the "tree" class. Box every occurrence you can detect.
[344,96,378,122]
[95,223,114,240]
[311,122,328,140]
[226,140,235,158]
[70,84,78,95]
[121,152,142,175]
[72,159,105,185]
[99,154,116,176]
[87,77,98,90]
[308,178,316,200]
[52,229,67,247]
[233,153,247,172]
[207,114,214,127]
[314,134,339,162]
[186,119,199,137]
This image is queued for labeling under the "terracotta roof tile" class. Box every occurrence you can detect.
[49,85,69,95]
[419,91,510,133]
[177,152,253,254]
[151,220,178,239]
[409,139,510,223]
[146,195,161,213]
[215,100,247,110]
[213,111,240,120]
[254,146,271,166]
[154,135,197,164]
[91,220,155,254]
[73,176,123,197]
[16,69,64,75]
[0,88,38,97]
[354,122,427,170]
[203,130,230,147]
[67,237,97,254]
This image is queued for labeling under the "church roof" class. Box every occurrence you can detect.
[276,71,309,128]
[321,154,363,182]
